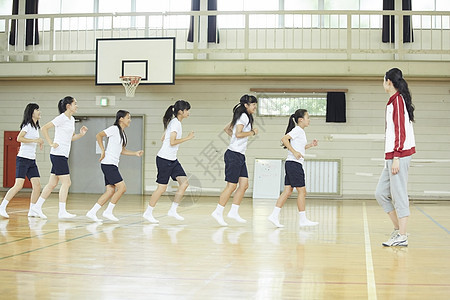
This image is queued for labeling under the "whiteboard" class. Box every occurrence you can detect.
[252,159,282,199]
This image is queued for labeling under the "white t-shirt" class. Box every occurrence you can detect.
[228,113,251,155]
[17,123,39,160]
[100,125,123,166]
[157,118,182,161]
[50,113,75,158]
[286,126,307,165]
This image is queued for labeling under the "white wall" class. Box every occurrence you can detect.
[1,77,449,199]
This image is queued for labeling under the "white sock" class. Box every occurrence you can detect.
[0,199,9,209]
[145,205,154,215]
[215,204,225,214]
[299,211,307,221]
[229,204,239,215]
[170,202,179,212]
[271,207,281,217]
[89,203,102,214]
[36,197,46,208]
[59,202,67,213]
[105,203,115,214]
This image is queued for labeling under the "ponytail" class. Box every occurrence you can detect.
[113,110,129,147]
[163,100,191,129]
[283,109,307,148]
[230,94,258,129]
[385,68,415,122]
[58,96,75,114]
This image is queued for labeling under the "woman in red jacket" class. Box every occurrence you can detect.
[375,68,416,247]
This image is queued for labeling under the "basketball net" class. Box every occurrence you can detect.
[120,76,141,97]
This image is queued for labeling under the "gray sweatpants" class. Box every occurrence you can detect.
[375,156,412,218]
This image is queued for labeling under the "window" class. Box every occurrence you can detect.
[258,94,327,117]
[0,0,13,32]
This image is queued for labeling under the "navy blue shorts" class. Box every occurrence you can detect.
[156,156,186,185]
[50,154,70,176]
[224,149,248,184]
[15,156,40,179]
[101,164,123,186]
[284,161,305,188]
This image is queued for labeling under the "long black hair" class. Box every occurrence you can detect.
[283,109,307,148]
[230,94,258,129]
[20,103,40,130]
[114,110,129,147]
[385,68,415,122]
[163,100,191,129]
[58,96,75,114]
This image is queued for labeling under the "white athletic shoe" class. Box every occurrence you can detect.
[167,210,184,221]
[31,207,47,219]
[28,209,38,218]
[86,211,102,222]
[102,212,119,222]
[382,233,408,247]
[0,207,9,219]
[211,211,228,226]
[227,212,247,223]
[143,212,159,224]
[268,214,284,228]
[58,211,76,219]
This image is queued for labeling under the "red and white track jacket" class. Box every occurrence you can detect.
[384,91,416,159]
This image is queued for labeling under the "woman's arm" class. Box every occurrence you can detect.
[121,148,144,157]
[224,123,233,137]
[96,130,106,161]
[234,124,258,138]
[305,139,318,149]
[281,134,302,159]
[41,121,58,148]
[72,126,88,141]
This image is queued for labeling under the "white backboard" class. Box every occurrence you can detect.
[96,37,175,85]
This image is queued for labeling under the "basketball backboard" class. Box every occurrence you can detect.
[95,37,175,85]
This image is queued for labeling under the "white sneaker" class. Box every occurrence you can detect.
[299,219,318,227]
[58,211,76,219]
[268,215,284,228]
[143,212,159,224]
[102,211,119,222]
[28,209,38,217]
[0,207,9,219]
[168,210,184,221]
[382,233,408,247]
[211,211,228,226]
[31,207,47,219]
[227,212,247,223]
[86,211,102,222]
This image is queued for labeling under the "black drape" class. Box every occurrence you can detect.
[9,0,40,46]
[382,0,413,43]
[326,92,346,123]
[188,0,219,43]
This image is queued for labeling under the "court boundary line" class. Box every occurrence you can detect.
[414,205,450,234]
[363,202,378,300]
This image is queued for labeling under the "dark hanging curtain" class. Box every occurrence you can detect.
[382,0,413,43]
[9,0,40,46]
[326,92,346,123]
[188,0,219,43]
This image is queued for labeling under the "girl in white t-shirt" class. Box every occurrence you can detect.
[86,110,143,222]
[211,95,258,226]
[143,100,194,223]
[32,96,88,219]
[268,109,319,228]
[0,103,44,219]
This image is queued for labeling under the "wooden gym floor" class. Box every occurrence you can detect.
[0,193,449,299]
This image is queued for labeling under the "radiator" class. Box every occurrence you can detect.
[303,159,341,195]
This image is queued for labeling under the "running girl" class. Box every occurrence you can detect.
[0,103,44,218]
[211,94,258,226]
[268,109,318,228]
[143,100,194,223]
[86,110,143,222]
[32,96,88,219]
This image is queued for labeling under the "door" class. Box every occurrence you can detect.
[68,116,144,194]
[3,131,32,188]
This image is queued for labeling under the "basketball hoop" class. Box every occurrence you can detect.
[120,76,141,97]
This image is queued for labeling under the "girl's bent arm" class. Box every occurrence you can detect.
[41,121,56,147]
[281,134,302,159]
[121,148,144,157]
[224,123,232,137]
[234,124,258,138]
[96,131,106,161]
[17,131,43,145]
[72,126,88,141]
[169,131,194,146]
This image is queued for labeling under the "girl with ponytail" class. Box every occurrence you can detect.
[211,94,258,226]
[268,109,319,228]
[33,96,88,219]
[86,110,143,222]
[375,68,416,247]
[143,100,194,223]
[0,103,44,219]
